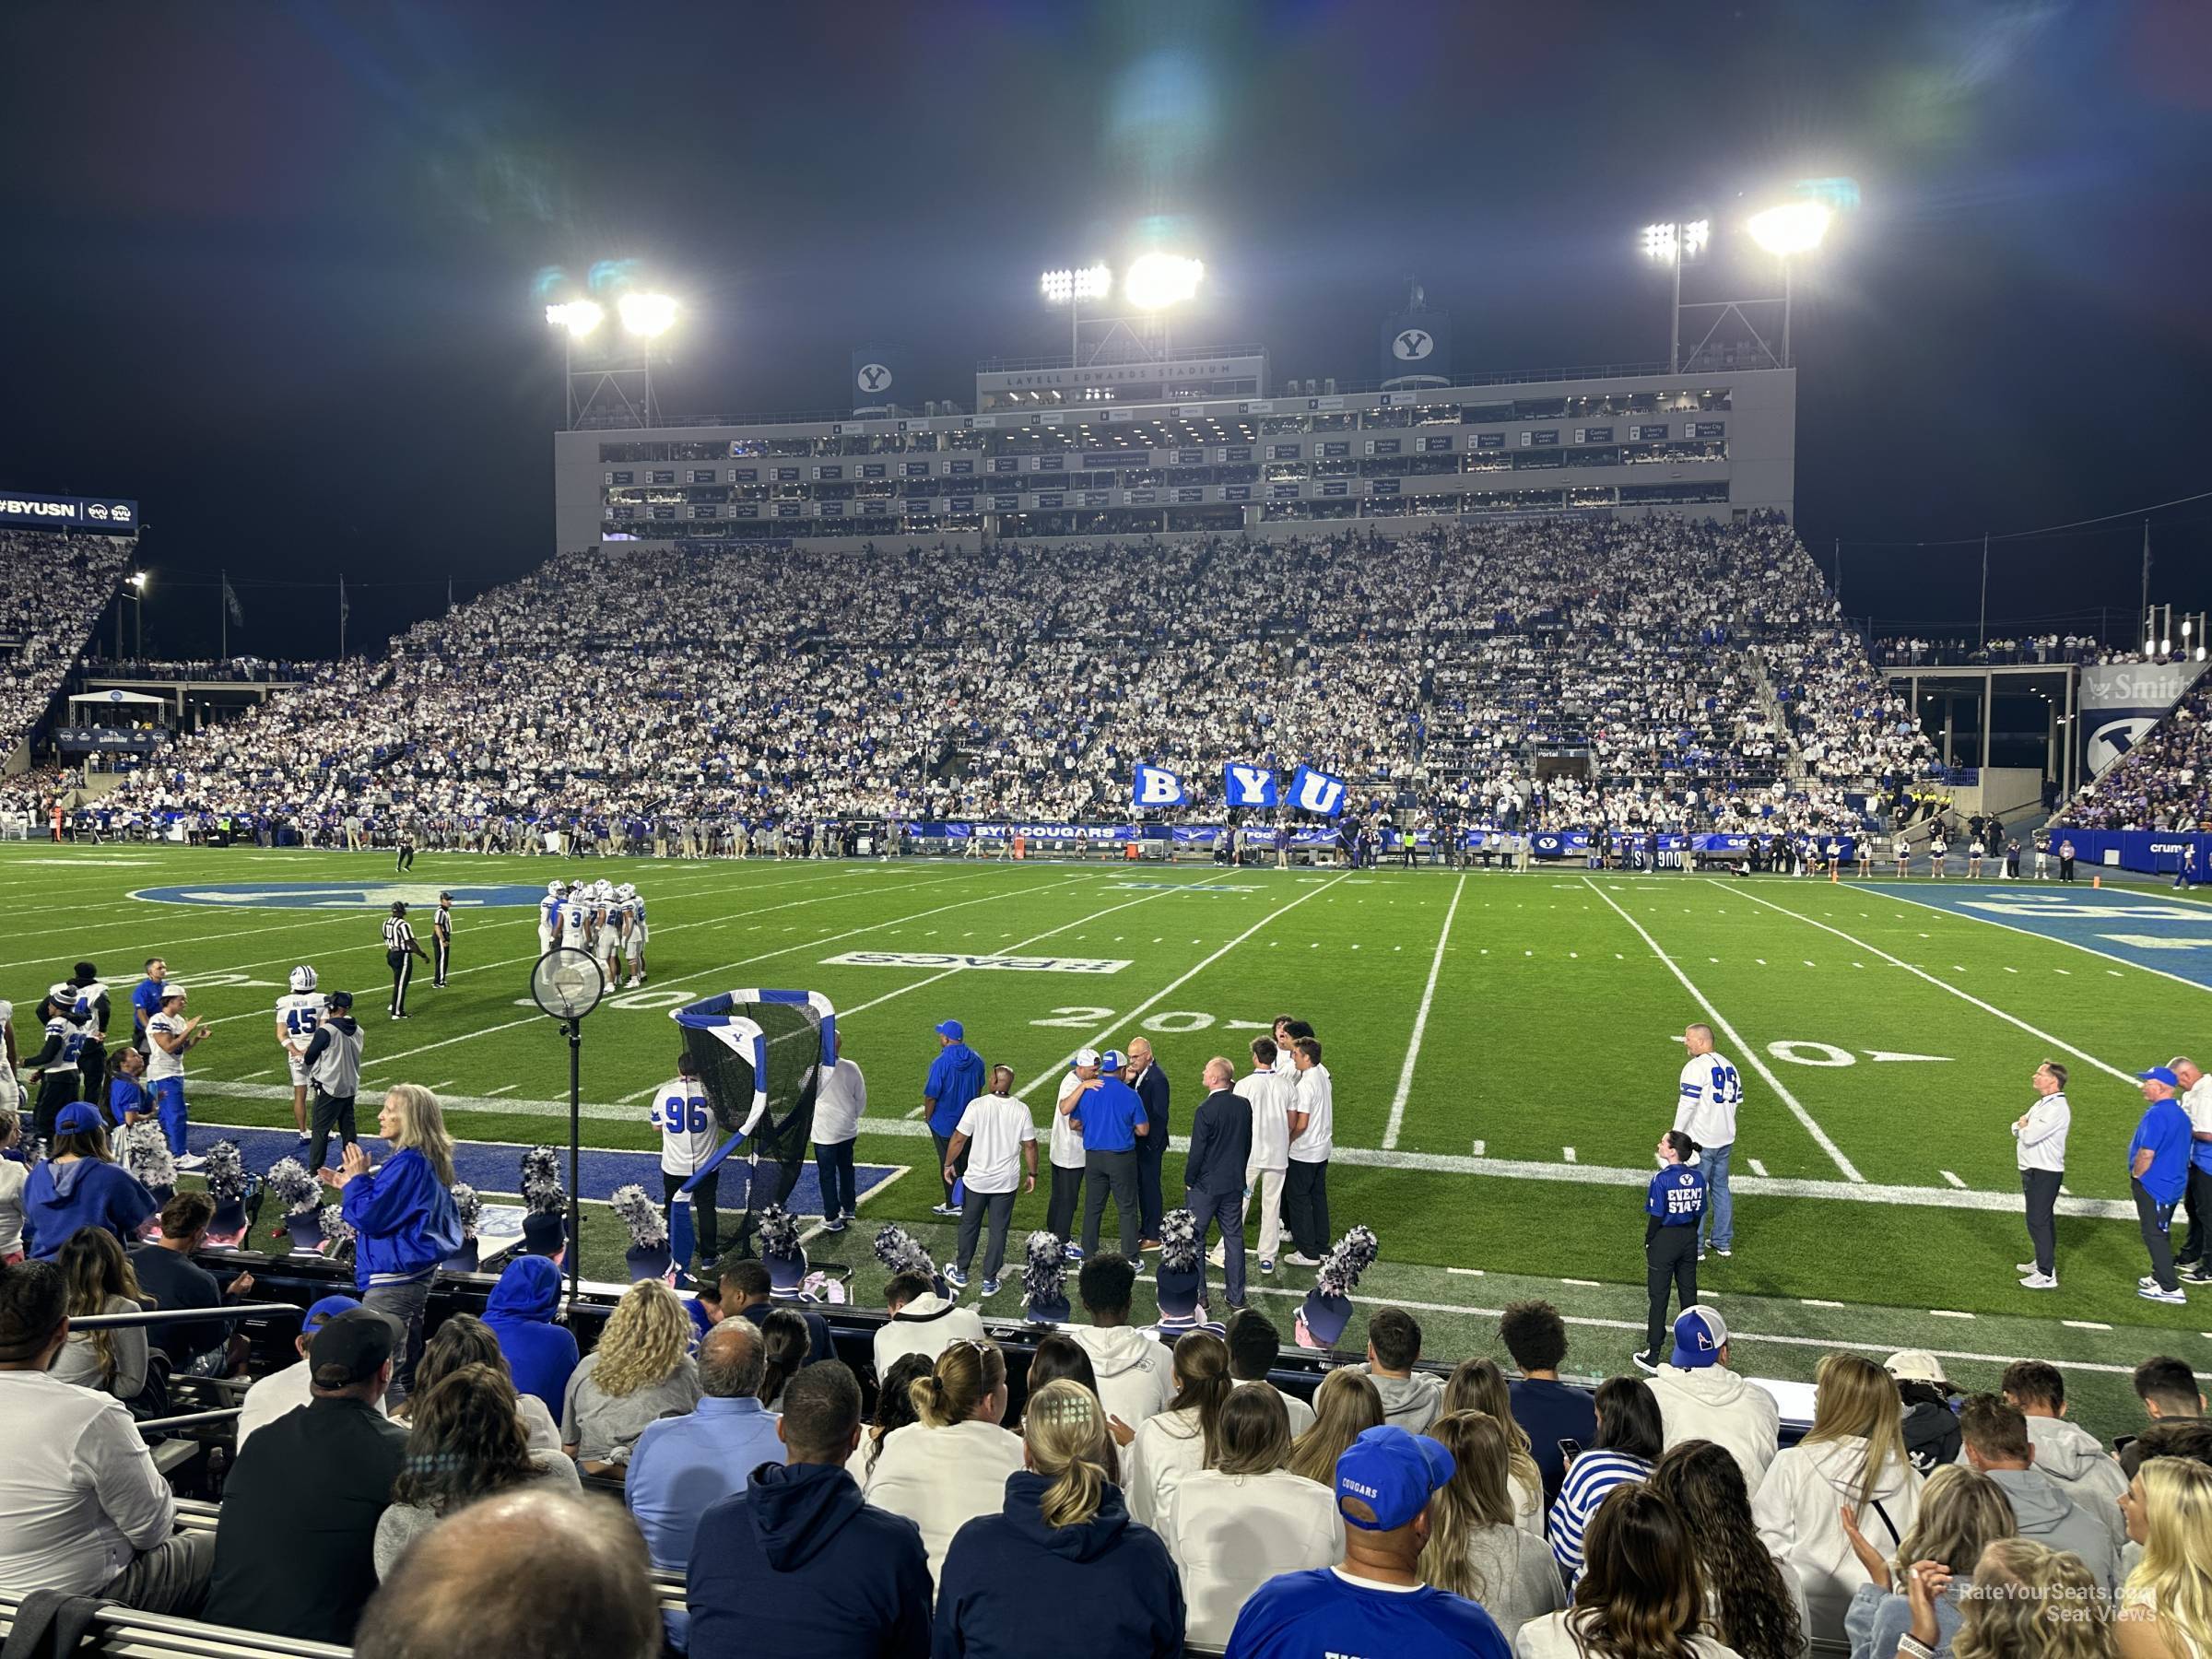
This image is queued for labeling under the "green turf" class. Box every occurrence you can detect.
[8,844,2205,1446]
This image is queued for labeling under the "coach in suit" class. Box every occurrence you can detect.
[1126,1037,1171,1249]
[1183,1058,1253,1312]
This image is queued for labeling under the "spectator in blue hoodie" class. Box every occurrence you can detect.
[688,1359,933,1659]
[486,1253,580,1419]
[924,1019,985,1218]
[23,1102,158,1260]
[326,1083,461,1402]
[934,1377,1184,1659]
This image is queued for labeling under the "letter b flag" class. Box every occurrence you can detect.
[1132,764,1187,808]
[1222,763,1279,809]
[1289,764,1347,818]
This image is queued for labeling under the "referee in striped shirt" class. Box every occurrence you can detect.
[383,901,429,1019]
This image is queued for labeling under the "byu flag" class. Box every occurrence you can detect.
[1289,764,1347,818]
[1221,763,1280,809]
[1132,764,1187,808]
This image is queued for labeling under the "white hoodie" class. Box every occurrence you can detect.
[1067,1324,1174,1429]
[1753,1434,1923,1645]
[860,1417,1026,1583]
[872,1292,986,1381]
[1647,1363,1783,1491]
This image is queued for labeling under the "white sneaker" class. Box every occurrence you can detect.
[2018,1272,2058,1289]
[2016,1262,2040,1274]
[1284,1251,1322,1267]
[2139,1284,2187,1305]
[174,1153,206,1171]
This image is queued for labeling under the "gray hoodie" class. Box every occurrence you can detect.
[2018,1415,2129,1551]
[1979,1465,2120,1592]
[1359,1366,1444,1432]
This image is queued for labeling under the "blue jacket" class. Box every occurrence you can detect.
[108,1077,146,1125]
[1646,1164,1705,1230]
[1074,1078,1146,1155]
[23,1157,159,1260]
[2131,1098,2194,1205]
[935,1473,1182,1659]
[925,1042,987,1137]
[338,1147,461,1289]
[1182,1088,1252,1196]
[485,1254,580,1416]
[688,1461,933,1659]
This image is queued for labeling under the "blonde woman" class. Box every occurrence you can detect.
[559,1278,700,1477]
[1285,1366,1384,1486]
[935,1379,1184,1659]
[1125,1330,1232,1529]
[862,1336,1024,1582]
[1841,1465,2016,1657]
[1754,1351,1924,1645]
[2117,1458,2212,1659]
[1443,1356,1547,1535]
[1419,1409,1565,1644]
[1897,1538,2116,1659]
[1166,1384,1342,1648]
[51,1227,149,1403]
[326,1082,462,1402]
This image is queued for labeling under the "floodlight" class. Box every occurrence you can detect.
[1683,218,1710,256]
[618,292,679,337]
[1641,223,1677,262]
[2147,638,2158,655]
[2163,638,2173,655]
[2184,619,2194,638]
[129,571,147,591]
[546,300,604,338]
[1747,201,1832,257]
[1124,253,1204,310]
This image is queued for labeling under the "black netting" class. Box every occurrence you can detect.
[681,997,826,1167]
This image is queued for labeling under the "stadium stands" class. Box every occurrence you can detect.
[82,516,1933,846]
[2054,667,2212,831]
[0,530,131,762]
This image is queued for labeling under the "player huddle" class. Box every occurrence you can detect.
[538,878,650,988]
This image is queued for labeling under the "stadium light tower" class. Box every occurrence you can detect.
[117,569,147,659]
[545,288,680,429]
[1641,218,1709,373]
[1041,264,1112,364]
[1746,201,1831,369]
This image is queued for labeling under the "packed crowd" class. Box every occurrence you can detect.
[56,517,1933,848]
[2055,671,2212,832]
[1877,634,2126,667]
[0,530,131,759]
[81,655,317,682]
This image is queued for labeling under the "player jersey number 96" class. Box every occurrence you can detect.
[655,1094,710,1136]
[1707,1064,1741,1106]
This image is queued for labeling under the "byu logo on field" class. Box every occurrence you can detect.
[134,881,545,910]
[857,362,892,392]
[1393,328,1433,361]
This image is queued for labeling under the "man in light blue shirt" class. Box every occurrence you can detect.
[626,1322,785,1650]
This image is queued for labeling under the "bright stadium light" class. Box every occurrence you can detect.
[1747,200,1832,257]
[617,292,679,337]
[1124,252,1204,310]
[545,300,605,338]
[1642,222,1677,262]
[129,571,147,591]
[1041,265,1112,304]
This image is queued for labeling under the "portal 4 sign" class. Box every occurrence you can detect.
[134,881,545,909]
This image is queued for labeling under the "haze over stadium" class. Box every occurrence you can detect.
[6,6,2212,1659]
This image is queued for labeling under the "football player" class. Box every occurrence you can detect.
[274,964,323,1142]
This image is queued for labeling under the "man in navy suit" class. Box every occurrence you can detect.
[1126,1036,1171,1250]
[1183,1057,1253,1312]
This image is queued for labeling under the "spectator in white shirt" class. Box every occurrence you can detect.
[1165,1383,1342,1648]
[873,1268,985,1382]
[2171,1054,2212,1285]
[1066,1253,1174,1430]
[1283,1037,1333,1267]
[942,1065,1036,1295]
[2012,1060,2070,1288]
[1125,1330,1231,1530]
[0,1258,213,1611]
[811,1031,866,1233]
[1642,1306,1781,1494]
[1675,1024,1739,1260]
[1230,1036,1292,1275]
[1225,1306,1314,1435]
[861,1335,1025,1583]
[235,1294,388,1448]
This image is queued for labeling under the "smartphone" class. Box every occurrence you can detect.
[1558,1438,1583,1464]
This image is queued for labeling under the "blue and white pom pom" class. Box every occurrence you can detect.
[119,1119,175,1193]
[264,1156,322,1217]
[873,1222,935,1279]
[610,1183,668,1249]
[1315,1224,1379,1298]
[520,1146,566,1214]
[1158,1207,1200,1272]
[448,1182,482,1239]
[757,1204,801,1261]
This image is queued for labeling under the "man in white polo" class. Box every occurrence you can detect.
[2013,1060,2071,1289]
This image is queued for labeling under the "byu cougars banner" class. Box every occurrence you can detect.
[2080,661,2210,777]
[1131,764,1187,808]
[1288,764,1347,818]
[1221,762,1279,809]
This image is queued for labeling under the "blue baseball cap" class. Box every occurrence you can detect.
[303,1294,361,1332]
[54,1101,103,1136]
[935,1019,964,1041]
[1671,1305,1728,1368]
[2139,1066,2181,1088]
[1100,1049,1126,1075]
[1335,1425,1455,1531]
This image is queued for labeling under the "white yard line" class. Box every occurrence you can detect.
[1856,882,2212,999]
[1012,873,1356,1100]
[1382,873,1465,1151]
[1583,877,1865,1182]
[1718,882,2140,1088]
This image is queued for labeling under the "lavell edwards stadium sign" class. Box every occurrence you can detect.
[0,490,139,530]
[2081,660,2211,776]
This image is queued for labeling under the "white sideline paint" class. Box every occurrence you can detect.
[1382,872,1465,1150]
[1717,882,2139,1088]
[1940,1170,1967,1189]
[1583,877,1865,1182]
[1013,873,1356,1100]
[181,1077,2147,1222]
[1856,881,2212,999]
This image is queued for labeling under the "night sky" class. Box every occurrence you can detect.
[4,1,2208,658]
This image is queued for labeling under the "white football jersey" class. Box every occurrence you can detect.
[145,1011,188,1083]
[275,992,323,1051]
[1675,1051,1741,1147]
[559,900,591,948]
[652,1077,717,1175]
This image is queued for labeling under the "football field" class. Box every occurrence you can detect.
[11,842,2211,1442]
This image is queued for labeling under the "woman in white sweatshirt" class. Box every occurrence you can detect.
[1164,1383,1341,1648]
[861,1336,1026,1583]
[1752,1352,1924,1648]
[1125,1331,1230,1530]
